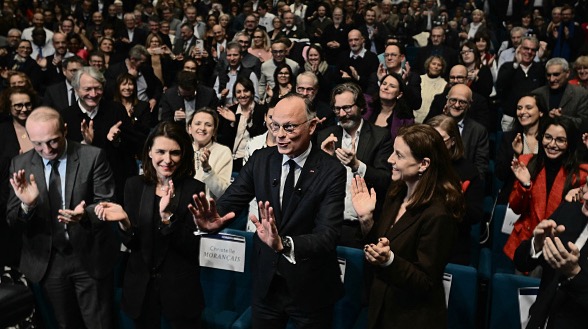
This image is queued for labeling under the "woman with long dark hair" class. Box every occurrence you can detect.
[364,72,414,141]
[503,116,588,260]
[459,40,493,98]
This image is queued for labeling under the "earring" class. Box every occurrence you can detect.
[418,171,423,178]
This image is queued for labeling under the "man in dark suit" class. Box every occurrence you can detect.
[514,195,588,328]
[115,12,148,55]
[532,57,588,130]
[427,65,491,131]
[336,29,379,91]
[39,32,69,86]
[43,56,85,113]
[160,70,219,125]
[415,26,458,78]
[63,67,146,202]
[295,72,335,129]
[317,82,392,248]
[172,23,198,58]
[191,94,346,328]
[443,84,489,179]
[7,107,118,329]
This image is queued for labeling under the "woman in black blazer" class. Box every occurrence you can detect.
[216,76,267,171]
[96,122,205,328]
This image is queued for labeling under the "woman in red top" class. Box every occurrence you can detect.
[504,116,588,260]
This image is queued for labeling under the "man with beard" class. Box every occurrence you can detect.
[357,8,389,55]
[320,7,351,65]
[317,82,392,248]
[532,58,588,129]
[443,84,489,179]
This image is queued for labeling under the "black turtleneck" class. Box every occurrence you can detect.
[544,155,564,199]
[548,83,567,110]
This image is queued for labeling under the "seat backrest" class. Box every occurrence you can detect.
[445,263,477,329]
[491,205,515,274]
[488,273,540,329]
[200,229,254,313]
[333,246,366,329]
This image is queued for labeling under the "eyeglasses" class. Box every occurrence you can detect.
[271,50,286,55]
[12,102,33,111]
[384,53,399,58]
[546,72,563,77]
[333,104,355,113]
[269,120,309,133]
[296,86,315,93]
[460,49,474,55]
[521,46,537,52]
[446,97,469,106]
[543,133,567,147]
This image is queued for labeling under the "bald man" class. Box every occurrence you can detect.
[443,84,489,178]
[336,29,379,90]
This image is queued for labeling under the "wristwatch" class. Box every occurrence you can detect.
[280,236,292,254]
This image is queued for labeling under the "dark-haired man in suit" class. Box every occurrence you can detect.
[317,82,392,248]
[7,107,118,329]
[191,94,346,328]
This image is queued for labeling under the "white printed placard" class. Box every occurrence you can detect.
[199,233,246,272]
[337,257,347,283]
[518,287,539,329]
[442,272,452,308]
[501,204,519,235]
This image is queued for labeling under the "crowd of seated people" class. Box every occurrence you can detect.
[1,0,588,328]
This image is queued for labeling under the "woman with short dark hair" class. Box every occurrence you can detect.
[96,121,205,328]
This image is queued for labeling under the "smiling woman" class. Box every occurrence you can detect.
[187,107,232,199]
[503,116,588,260]
[94,121,206,327]
[351,124,464,328]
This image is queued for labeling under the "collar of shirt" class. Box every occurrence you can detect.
[236,102,254,115]
[341,119,363,149]
[78,100,99,119]
[226,64,242,73]
[350,48,367,59]
[282,141,312,168]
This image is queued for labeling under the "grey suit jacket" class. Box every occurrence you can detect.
[461,117,489,179]
[532,84,588,129]
[6,141,118,283]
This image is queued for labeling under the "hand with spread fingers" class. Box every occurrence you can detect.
[57,201,86,224]
[9,170,39,207]
[250,201,282,251]
[189,192,235,232]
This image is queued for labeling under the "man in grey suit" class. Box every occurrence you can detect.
[443,84,489,179]
[7,107,118,329]
[532,57,588,129]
